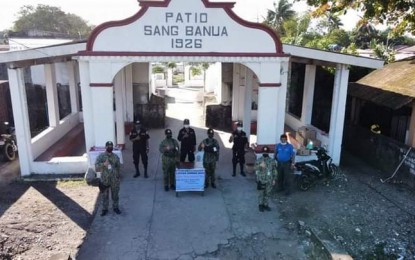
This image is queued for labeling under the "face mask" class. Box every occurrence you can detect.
[166,134,172,138]
[184,125,189,128]
[281,141,287,145]
[106,147,113,153]
[208,134,214,138]
[237,127,242,131]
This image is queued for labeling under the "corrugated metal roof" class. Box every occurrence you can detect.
[349,58,415,109]
[348,82,413,109]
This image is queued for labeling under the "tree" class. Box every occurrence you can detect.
[304,0,415,35]
[263,0,296,36]
[12,5,92,39]
[350,20,379,49]
[281,14,314,45]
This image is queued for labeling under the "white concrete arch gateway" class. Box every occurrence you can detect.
[77,0,289,154]
[1,0,384,177]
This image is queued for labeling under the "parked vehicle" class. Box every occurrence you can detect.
[294,147,338,191]
[0,122,17,161]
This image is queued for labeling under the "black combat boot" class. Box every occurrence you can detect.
[258,205,264,212]
[240,163,246,177]
[114,208,121,214]
[144,168,148,178]
[263,205,271,211]
[101,209,108,216]
[232,164,236,177]
[211,183,216,189]
[133,164,140,178]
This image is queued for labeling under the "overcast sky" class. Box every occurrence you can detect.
[0,0,358,32]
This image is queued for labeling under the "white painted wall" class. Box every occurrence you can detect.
[132,63,149,83]
[31,113,81,159]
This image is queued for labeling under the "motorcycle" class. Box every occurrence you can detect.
[294,147,338,191]
[0,122,18,161]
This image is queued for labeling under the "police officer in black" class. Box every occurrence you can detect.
[177,119,196,163]
[229,121,249,177]
[129,121,150,178]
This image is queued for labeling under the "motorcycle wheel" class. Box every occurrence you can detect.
[3,142,16,161]
[328,164,339,178]
[297,175,312,191]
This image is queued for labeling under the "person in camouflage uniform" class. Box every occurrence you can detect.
[159,129,180,191]
[95,141,122,216]
[255,146,277,212]
[198,128,220,188]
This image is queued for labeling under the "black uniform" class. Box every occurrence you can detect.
[230,129,248,176]
[177,127,196,163]
[129,127,150,178]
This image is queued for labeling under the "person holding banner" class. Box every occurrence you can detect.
[198,128,220,189]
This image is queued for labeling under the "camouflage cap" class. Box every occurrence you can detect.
[207,128,214,135]
[165,129,172,135]
[105,141,114,147]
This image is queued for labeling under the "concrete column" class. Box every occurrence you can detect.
[301,64,316,125]
[243,68,253,139]
[67,61,79,114]
[91,86,115,147]
[44,64,60,127]
[328,64,350,165]
[78,61,95,152]
[114,71,126,146]
[125,64,134,122]
[167,68,173,87]
[7,67,33,176]
[231,63,241,121]
[276,61,289,139]
[257,86,279,145]
[407,102,415,146]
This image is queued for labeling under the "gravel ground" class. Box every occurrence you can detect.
[274,152,415,259]
[0,151,414,260]
[0,180,98,260]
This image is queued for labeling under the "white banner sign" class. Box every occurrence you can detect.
[175,168,205,192]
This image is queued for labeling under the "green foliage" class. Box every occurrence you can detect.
[173,74,184,84]
[281,14,314,45]
[152,65,165,74]
[370,40,396,64]
[263,0,296,37]
[12,4,92,39]
[303,0,415,36]
[190,66,202,77]
[162,62,177,69]
[189,62,211,76]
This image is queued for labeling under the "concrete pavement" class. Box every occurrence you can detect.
[76,102,306,260]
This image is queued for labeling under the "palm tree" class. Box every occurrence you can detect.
[263,0,296,36]
[352,19,378,49]
[325,13,343,32]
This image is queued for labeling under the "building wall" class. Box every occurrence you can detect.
[0,82,12,132]
[0,64,8,80]
[343,124,415,189]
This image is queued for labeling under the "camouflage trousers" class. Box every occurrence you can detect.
[162,156,176,186]
[257,183,273,206]
[102,179,120,210]
[203,162,216,185]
